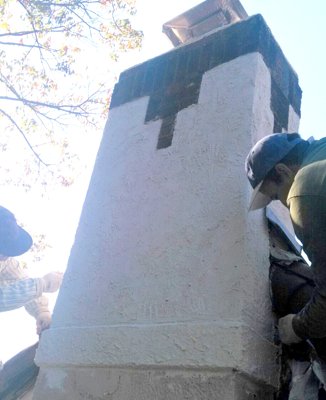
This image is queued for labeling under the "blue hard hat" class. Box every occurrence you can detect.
[0,206,33,256]
[245,133,305,210]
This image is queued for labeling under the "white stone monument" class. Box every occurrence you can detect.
[33,1,301,398]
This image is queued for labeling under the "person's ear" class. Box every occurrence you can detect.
[274,163,294,182]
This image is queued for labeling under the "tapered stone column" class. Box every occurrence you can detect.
[33,6,301,400]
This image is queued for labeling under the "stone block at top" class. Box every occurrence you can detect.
[163,0,248,46]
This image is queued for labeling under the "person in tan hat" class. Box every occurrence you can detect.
[245,132,326,346]
[0,205,63,335]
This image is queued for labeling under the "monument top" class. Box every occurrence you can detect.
[163,0,248,46]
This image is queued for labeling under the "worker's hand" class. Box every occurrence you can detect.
[278,314,302,345]
[36,311,52,335]
[41,272,63,293]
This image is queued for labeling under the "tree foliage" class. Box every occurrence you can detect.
[0,0,143,181]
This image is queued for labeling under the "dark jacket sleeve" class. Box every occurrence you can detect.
[289,194,326,339]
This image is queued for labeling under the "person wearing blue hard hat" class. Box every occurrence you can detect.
[245,132,326,347]
[0,205,63,335]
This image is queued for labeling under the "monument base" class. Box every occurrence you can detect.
[33,366,276,400]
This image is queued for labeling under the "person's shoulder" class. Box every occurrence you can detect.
[289,159,326,199]
[0,257,19,270]
[302,138,326,166]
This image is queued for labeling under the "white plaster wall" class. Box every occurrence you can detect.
[19,388,33,400]
[36,53,282,387]
[288,104,301,132]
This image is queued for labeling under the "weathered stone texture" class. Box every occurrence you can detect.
[33,368,275,400]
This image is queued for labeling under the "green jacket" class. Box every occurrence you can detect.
[287,138,326,339]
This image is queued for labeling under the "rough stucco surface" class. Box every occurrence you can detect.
[33,367,275,400]
[19,391,33,400]
[287,105,300,132]
[33,52,284,400]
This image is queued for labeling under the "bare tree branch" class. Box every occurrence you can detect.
[0,108,50,166]
[0,95,91,116]
[0,0,142,168]
[17,0,49,72]
[0,27,68,37]
[0,41,46,49]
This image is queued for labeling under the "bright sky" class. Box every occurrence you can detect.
[1,0,325,363]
